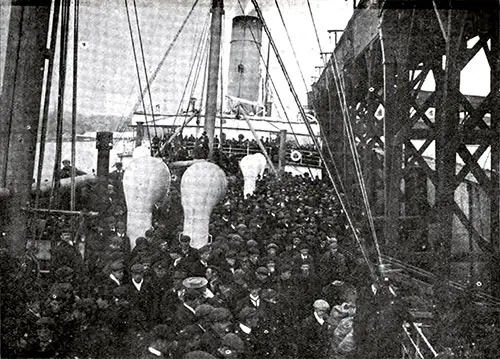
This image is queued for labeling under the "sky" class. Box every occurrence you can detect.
[0,0,355,128]
[0,0,491,130]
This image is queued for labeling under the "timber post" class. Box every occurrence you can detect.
[0,1,52,255]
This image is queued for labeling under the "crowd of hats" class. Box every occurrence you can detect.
[1,169,373,359]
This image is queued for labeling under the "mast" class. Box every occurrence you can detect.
[0,1,52,255]
[204,0,224,160]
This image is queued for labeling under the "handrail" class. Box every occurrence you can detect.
[116,138,324,168]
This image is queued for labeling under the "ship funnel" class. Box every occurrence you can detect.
[227,15,263,103]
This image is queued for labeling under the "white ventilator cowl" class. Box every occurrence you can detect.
[181,162,227,249]
[239,153,266,198]
[122,151,170,249]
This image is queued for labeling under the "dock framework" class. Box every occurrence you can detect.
[310,0,500,300]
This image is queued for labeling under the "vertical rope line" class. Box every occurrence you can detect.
[132,0,157,137]
[36,0,61,209]
[50,0,71,209]
[124,0,151,145]
[70,0,79,213]
[250,0,376,278]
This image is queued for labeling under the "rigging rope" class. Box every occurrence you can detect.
[273,0,344,180]
[234,0,307,167]
[70,0,80,213]
[274,0,308,91]
[306,0,324,56]
[218,12,225,145]
[237,0,313,176]
[188,14,211,110]
[250,0,377,279]
[132,0,157,137]
[172,13,210,128]
[35,0,62,210]
[50,0,71,209]
[118,0,201,136]
[305,0,382,265]
[330,54,382,264]
[124,0,151,145]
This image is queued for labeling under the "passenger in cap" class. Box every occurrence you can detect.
[54,266,74,283]
[199,307,235,354]
[217,333,245,358]
[298,299,331,359]
[178,324,204,353]
[233,306,259,355]
[254,266,269,286]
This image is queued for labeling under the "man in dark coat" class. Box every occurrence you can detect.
[298,299,331,359]
[199,307,235,355]
[358,279,411,359]
[128,263,154,330]
[174,288,204,332]
[233,307,259,358]
[97,259,125,301]
[51,231,84,274]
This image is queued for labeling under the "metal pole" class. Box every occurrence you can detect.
[136,121,144,147]
[204,0,224,160]
[96,132,113,179]
[278,129,287,174]
[96,131,113,214]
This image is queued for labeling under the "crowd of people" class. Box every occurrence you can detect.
[1,162,416,359]
[155,132,320,171]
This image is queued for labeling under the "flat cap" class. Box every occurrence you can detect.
[313,299,330,310]
[221,333,245,352]
[113,285,129,298]
[246,239,258,248]
[238,306,257,322]
[179,324,204,339]
[199,245,211,254]
[266,243,279,250]
[131,263,145,273]
[180,235,191,243]
[55,266,74,281]
[111,261,125,271]
[208,307,233,322]
[248,247,260,255]
[255,266,269,275]
[195,303,215,318]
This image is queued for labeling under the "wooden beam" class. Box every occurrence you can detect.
[0,2,52,255]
